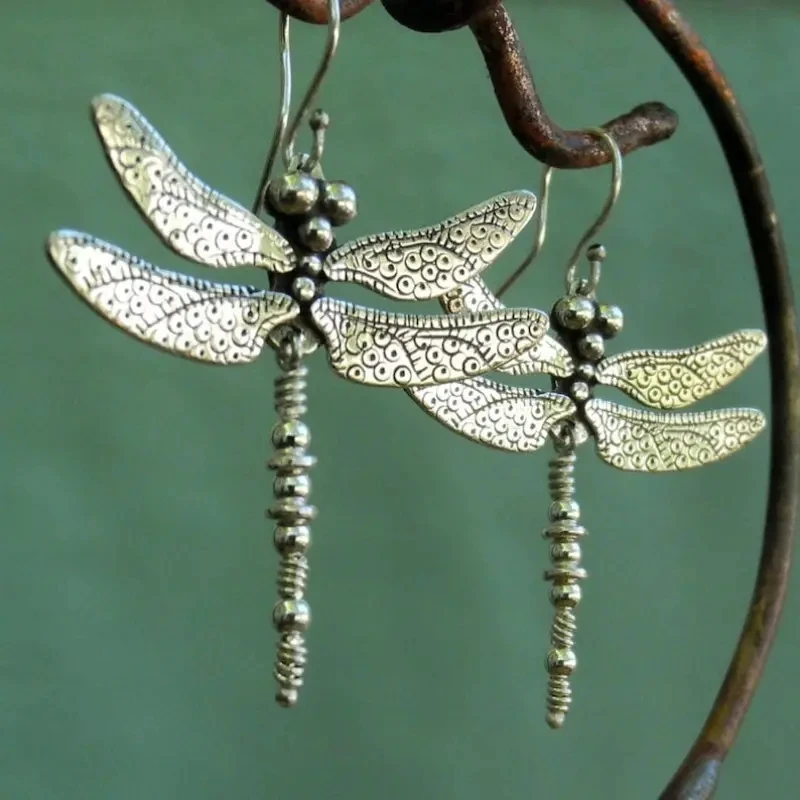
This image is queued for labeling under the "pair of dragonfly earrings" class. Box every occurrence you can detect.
[47,83,766,726]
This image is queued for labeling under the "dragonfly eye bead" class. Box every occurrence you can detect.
[554,296,595,331]
[321,181,358,226]
[268,172,320,216]
[597,303,624,337]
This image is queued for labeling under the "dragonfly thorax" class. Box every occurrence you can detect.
[551,290,625,413]
[265,164,359,310]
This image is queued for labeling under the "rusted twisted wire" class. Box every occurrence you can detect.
[264,0,799,797]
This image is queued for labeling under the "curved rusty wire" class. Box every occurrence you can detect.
[619,1,799,798]
[468,2,679,168]
[261,0,798,795]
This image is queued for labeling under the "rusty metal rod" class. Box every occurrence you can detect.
[468,2,678,167]
[617,2,800,797]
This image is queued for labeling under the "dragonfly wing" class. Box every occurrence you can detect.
[407,378,575,453]
[584,398,766,472]
[596,330,767,409]
[92,94,295,272]
[323,191,536,301]
[310,297,548,387]
[48,230,299,365]
[440,277,573,378]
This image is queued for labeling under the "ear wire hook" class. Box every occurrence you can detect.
[252,10,293,214]
[281,0,341,170]
[564,127,623,295]
[495,164,553,299]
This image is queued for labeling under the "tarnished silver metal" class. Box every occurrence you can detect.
[46,89,556,707]
[48,232,300,365]
[542,431,586,730]
[408,134,768,726]
[410,378,574,453]
[325,191,537,301]
[268,334,316,708]
[48,95,549,387]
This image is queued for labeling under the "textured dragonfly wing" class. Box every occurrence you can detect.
[596,330,767,409]
[441,276,573,377]
[48,230,299,365]
[584,398,766,472]
[407,378,575,453]
[92,94,295,272]
[440,275,503,315]
[310,297,549,387]
[323,191,536,301]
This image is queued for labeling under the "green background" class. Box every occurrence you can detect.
[1,1,797,797]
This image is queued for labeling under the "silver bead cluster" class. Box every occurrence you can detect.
[542,436,587,729]
[267,339,317,708]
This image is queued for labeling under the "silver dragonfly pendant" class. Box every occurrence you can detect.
[408,245,767,728]
[46,94,557,707]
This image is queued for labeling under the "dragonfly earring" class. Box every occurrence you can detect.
[409,128,767,728]
[45,2,562,707]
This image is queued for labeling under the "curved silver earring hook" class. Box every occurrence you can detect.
[563,127,622,295]
[495,165,553,299]
[281,0,341,169]
[252,11,293,214]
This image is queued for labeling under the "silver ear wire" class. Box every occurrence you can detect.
[496,164,553,299]
[252,10,292,214]
[563,128,622,295]
[281,0,341,170]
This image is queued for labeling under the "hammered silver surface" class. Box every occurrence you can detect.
[310,297,549,387]
[92,94,295,271]
[324,191,536,301]
[408,378,575,452]
[440,277,573,377]
[595,330,767,409]
[49,230,299,365]
[584,398,767,472]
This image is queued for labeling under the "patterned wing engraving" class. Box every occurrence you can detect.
[310,297,549,387]
[48,230,299,365]
[596,330,767,409]
[323,191,536,301]
[92,94,295,272]
[584,398,766,472]
[441,277,574,378]
[407,378,575,453]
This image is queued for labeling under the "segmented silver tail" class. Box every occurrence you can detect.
[267,339,317,707]
[542,445,587,729]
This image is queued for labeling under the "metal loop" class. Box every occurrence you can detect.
[252,11,293,214]
[281,0,341,169]
[563,128,622,294]
[495,164,553,299]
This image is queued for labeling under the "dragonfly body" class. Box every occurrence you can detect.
[411,262,767,469]
[46,93,560,706]
[408,243,767,727]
